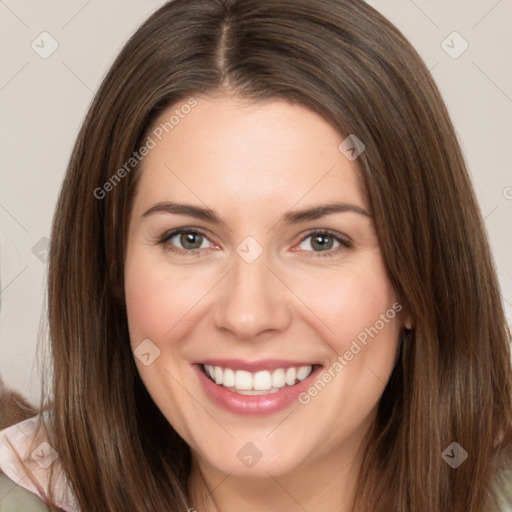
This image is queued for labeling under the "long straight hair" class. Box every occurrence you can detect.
[42,0,512,510]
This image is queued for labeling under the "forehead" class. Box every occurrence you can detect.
[133,95,368,219]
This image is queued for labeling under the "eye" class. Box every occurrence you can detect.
[158,228,214,255]
[156,228,351,257]
[295,230,351,256]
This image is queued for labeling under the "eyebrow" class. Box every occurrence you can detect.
[141,201,372,224]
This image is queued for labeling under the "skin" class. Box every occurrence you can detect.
[124,95,412,512]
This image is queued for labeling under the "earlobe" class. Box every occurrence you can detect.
[395,298,414,330]
[401,308,414,330]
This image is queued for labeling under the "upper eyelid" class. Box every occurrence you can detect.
[160,226,210,239]
[300,230,351,244]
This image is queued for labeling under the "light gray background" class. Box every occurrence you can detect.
[1,0,511,405]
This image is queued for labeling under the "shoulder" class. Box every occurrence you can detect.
[0,417,78,511]
[491,445,512,512]
[493,470,512,512]
[0,417,50,510]
[0,469,48,511]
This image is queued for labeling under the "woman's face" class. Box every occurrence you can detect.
[125,95,410,479]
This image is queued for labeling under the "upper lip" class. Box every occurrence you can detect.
[196,359,320,372]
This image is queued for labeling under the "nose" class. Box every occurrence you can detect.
[212,250,292,341]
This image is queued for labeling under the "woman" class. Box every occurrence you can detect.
[1,0,511,510]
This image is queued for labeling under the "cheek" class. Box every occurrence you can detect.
[124,247,210,346]
[288,259,402,447]
[287,253,402,418]
[124,264,169,346]
[288,254,399,349]
[123,246,213,438]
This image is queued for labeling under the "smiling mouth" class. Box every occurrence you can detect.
[201,364,320,395]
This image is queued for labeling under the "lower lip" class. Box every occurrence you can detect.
[193,364,322,416]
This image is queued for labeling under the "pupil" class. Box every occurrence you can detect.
[181,232,202,249]
[312,234,333,251]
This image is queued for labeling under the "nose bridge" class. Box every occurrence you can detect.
[212,245,291,339]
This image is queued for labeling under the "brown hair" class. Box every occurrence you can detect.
[42,0,512,510]
[0,377,37,429]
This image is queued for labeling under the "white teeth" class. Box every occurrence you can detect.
[271,368,286,388]
[297,366,312,381]
[205,364,215,380]
[202,364,314,393]
[223,368,235,387]
[235,370,253,390]
[285,367,297,386]
[253,371,272,390]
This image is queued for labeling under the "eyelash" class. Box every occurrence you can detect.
[157,227,352,258]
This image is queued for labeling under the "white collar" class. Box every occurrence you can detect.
[0,416,79,511]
